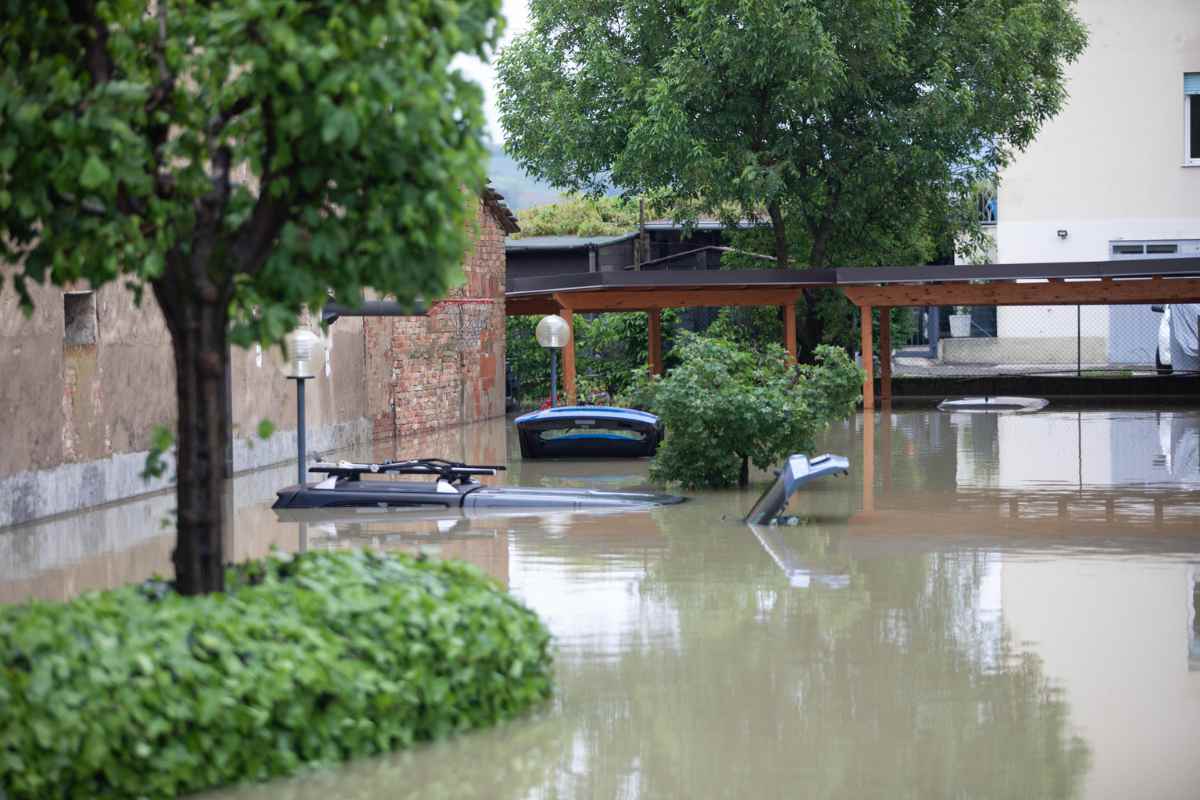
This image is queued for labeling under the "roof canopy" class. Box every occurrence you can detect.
[508,257,1200,315]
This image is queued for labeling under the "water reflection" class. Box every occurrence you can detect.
[855,408,1200,539]
[5,409,1200,798]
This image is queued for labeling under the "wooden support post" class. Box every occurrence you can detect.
[561,306,576,404]
[783,302,797,363]
[880,406,892,493]
[860,305,874,410]
[862,409,875,514]
[879,306,892,403]
[648,308,663,375]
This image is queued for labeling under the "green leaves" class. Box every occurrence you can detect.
[2,0,504,348]
[647,335,863,489]
[0,550,554,799]
[499,0,1086,268]
[256,418,276,440]
[139,424,175,482]
[78,155,111,190]
[507,310,681,405]
[320,107,360,147]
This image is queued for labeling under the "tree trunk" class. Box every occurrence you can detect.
[156,279,230,595]
[739,455,750,488]
[766,200,789,268]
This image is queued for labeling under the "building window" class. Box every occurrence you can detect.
[1111,239,1200,260]
[63,290,97,346]
[1186,73,1200,165]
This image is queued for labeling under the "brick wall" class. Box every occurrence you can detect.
[369,197,511,440]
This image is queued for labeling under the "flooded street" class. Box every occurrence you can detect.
[5,408,1200,798]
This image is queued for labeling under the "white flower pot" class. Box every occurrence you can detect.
[948,314,972,337]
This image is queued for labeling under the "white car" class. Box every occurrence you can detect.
[1153,305,1172,374]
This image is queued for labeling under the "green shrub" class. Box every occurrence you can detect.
[506,311,680,406]
[612,367,661,411]
[0,550,554,799]
[648,335,863,489]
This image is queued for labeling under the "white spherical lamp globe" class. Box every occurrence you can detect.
[283,328,322,379]
[535,314,570,348]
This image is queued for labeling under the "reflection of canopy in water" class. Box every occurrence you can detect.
[860,410,1200,538]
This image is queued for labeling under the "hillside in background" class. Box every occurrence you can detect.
[487,145,564,211]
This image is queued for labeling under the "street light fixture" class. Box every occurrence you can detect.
[535,314,570,406]
[283,328,322,485]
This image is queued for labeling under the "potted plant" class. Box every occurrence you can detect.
[949,306,972,337]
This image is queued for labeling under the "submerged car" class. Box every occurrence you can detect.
[515,406,664,459]
[272,458,684,512]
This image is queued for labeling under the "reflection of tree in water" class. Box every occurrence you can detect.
[533,503,1091,799]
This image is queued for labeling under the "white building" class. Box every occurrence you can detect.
[992,0,1200,367]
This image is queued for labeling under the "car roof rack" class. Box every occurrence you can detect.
[309,458,506,484]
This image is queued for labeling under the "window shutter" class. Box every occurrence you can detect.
[1185,73,1200,95]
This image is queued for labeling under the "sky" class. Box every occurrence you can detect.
[455,0,532,144]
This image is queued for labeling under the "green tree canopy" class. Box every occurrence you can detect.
[1,0,502,593]
[498,0,1086,270]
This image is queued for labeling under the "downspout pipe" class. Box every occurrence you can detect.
[322,300,428,325]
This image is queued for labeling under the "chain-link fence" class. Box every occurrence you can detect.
[892,303,1192,378]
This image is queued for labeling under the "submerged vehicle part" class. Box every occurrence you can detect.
[515,406,663,459]
[744,454,851,525]
[937,396,1048,413]
[273,458,685,512]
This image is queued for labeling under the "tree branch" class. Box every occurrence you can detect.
[207,96,254,138]
[67,0,113,85]
[190,145,233,300]
[145,1,177,151]
[229,96,305,281]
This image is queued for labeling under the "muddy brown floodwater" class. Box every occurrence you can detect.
[4,408,1200,799]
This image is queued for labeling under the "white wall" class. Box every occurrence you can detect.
[996,0,1200,343]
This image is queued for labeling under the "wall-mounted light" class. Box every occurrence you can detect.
[1056,229,1069,240]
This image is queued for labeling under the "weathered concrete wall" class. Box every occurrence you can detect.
[0,271,368,526]
[0,275,180,526]
[0,417,513,602]
[1,191,514,527]
[230,312,372,473]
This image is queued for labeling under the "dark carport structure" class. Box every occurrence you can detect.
[840,257,1200,407]
[506,269,836,403]
[506,257,1200,407]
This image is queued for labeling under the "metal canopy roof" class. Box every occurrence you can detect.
[508,256,1200,297]
[507,267,837,298]
[504,232,639,252]
[835,257,1200,285]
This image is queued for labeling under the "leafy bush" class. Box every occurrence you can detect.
[648,335,863,489]
[510,195,640,238]
[506,311,680,406]
[0,550,554,799]
[613,368,662,411]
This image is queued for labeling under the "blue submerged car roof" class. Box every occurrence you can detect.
[514,405,659,425]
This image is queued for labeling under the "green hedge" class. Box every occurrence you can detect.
[0,550,554,799]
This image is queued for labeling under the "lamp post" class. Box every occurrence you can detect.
[535,314,570,406]
[284,329,322,485]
